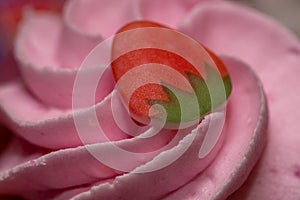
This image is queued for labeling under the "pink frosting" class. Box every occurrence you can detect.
[0,0,299,199]
[178,2,300,199]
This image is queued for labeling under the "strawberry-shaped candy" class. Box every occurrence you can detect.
[111,21,232,129]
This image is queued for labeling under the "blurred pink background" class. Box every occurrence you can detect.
[233,0,300,37]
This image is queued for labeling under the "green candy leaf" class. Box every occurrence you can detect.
[148,63,232,127]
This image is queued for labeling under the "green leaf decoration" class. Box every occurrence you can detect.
[148,63,232,127]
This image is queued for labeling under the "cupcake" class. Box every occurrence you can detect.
[0,0,299,200]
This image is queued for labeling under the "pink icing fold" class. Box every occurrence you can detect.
[0,81,131,149]
[14,11,104,109]
[178,1,300,199]
[69,56,267,200]
[163,56,267,200]
[64,0,139,38]
[1,55,263,199]
[138,0,203,28]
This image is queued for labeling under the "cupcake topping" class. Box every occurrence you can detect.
[111,20,232,129]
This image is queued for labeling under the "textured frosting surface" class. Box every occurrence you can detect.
[1,0,299,199]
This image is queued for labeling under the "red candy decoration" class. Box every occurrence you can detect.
[111,21,231,129]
